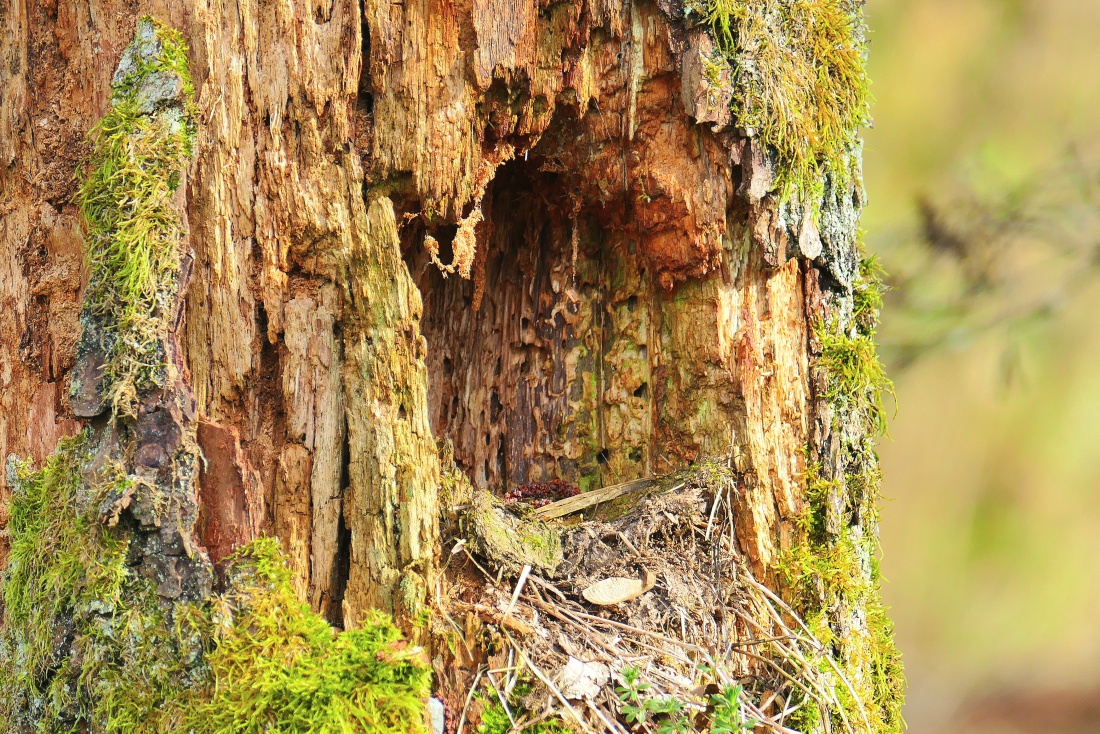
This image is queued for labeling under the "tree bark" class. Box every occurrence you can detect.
[0,1,901,732]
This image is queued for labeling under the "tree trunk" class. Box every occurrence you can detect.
[0,1,902,733]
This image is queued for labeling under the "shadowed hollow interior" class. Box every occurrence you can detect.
[409,151,748,495]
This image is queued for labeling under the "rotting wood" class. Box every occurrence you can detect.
[197,420,264,567]
[343,196,441,634]
[273,441,312,599]
[280,289,346,618]
[0,0,901,730]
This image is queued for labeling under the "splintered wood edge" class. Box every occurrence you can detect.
[529,477,658,520]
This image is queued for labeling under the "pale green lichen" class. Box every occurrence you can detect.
[74,16,196,415]
[465,490,563,576]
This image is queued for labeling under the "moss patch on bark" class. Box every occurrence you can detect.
[192,538,433,734]
[777,258,905,734]
[73,17,196,415]
[689,0,871,209]
[464,490,563,577]
[0,436,431,733]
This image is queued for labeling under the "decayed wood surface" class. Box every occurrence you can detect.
[342,196,441,630]
[1,0,823,632]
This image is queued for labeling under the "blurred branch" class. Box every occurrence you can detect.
[877,143,1100,377]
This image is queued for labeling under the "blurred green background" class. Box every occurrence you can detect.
[864,0,1100,732]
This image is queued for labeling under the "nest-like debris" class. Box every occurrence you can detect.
[439,465,875,734]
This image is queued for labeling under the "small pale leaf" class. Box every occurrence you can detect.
[582,577,646,605]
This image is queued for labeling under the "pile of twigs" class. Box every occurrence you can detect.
[440,467,872,734]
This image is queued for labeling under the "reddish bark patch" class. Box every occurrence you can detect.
[196,420,262,565]
[26,382,81,462]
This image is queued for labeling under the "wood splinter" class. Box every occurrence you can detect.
[528,477,659,520]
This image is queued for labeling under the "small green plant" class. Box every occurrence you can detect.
[616,666,653,726]
[476,680,572,734]
[651,697,695,734]
[615,668,754,734]
[709,685,756,734]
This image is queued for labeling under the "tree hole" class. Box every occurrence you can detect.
[413,138,660,492]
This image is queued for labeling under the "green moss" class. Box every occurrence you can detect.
[190,539,432,734]
[578,471,602,493]
[0,433,206,733]
[814,256,894,437]
[784,698,822,734]
[794,459,843,542]
[861,596,905,732]
[0,435,431,733]
[690,0,871,209]
[814,325,892,437]
[74,16,196,415]
[777,524,903,734]
[777,526,866,603]
[852,253,887,329]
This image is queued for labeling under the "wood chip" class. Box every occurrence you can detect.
[529,477,657,520]
[556,657,610,700]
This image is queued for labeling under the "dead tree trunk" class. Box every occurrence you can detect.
[0,1,902,733]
